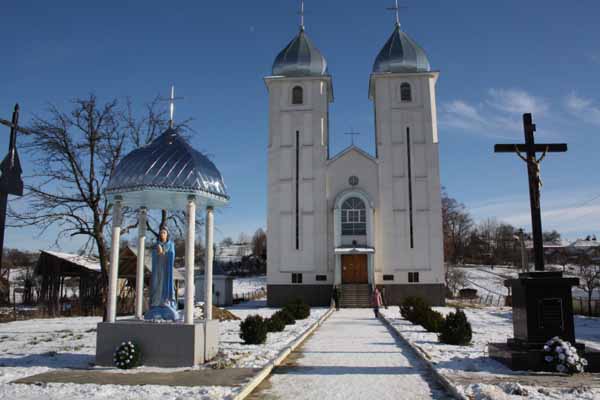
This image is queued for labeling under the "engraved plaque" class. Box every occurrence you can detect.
[538,298,563,330]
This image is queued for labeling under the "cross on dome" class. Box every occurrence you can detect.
[298,0,305,30]
[386,0,402,27]
[162,85,183,129]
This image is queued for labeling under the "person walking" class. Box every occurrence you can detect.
[371,287,383,318]
[332,286,341,311]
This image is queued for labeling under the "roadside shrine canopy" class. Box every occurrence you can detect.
[104,124,229,323]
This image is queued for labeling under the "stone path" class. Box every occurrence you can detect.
[249,308,451,400]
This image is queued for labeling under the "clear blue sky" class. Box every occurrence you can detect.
[2,0,600,252]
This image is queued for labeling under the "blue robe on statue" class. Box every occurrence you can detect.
[144,239,180,321]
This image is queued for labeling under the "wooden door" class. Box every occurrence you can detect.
[341,254,368,284]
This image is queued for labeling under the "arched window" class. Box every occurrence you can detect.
[400,83,412,102]
[292,86,304,105]
[341,197,366,236]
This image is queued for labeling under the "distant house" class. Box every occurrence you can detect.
[35,247,185,316]
[36,250,103,316]
[215,243,252,264]
[524,236,600,265]
[195,263,233,306]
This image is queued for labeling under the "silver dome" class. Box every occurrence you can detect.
[106,128,228,201]
[373,24,431,73]
[272,28,328,77]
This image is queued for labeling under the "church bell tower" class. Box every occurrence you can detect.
[264,11,334,306]
[369,16,445,296]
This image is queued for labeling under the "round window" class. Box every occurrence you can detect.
[348,176,359,186]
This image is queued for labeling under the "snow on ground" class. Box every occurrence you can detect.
[252,308,451,400]
[232,276,266,297]
[458,265,599,301]
[0,301,326,400]
[381,305,600,400]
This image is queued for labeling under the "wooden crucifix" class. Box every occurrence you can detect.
[0,104,25,287]
[494,113,567,271]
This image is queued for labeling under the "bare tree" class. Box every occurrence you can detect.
[576,255,600,317]
[220,237,234,247]
[445,265,466,297]
[442,189,473,265]
[8,95,186,319]
[251,228,267,261]
[237,232,251,244]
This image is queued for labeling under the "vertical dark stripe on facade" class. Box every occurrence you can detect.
[295,130,300,250]
[406,128,414,249]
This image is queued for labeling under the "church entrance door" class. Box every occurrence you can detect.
[341,254,368,284]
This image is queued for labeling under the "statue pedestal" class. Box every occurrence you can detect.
[489,272,600,372]
[95,320,219,367]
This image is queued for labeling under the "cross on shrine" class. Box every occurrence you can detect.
[160,86,183,129]
[494,113,567,271]
[344,130,360,146]
[0,104,25,292]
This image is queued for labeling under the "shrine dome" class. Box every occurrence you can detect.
[373,24,431,74]
[106,128,229,210]
[272,27,328,77]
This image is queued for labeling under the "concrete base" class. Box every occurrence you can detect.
[267,283,446,307]
[96,320,219,367]
[379,284,446,306]
[267,284,333,307]
[489,342,600,372]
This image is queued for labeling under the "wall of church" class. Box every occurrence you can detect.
[265,76,332,293]
[370,72,444,287]
[266,70,445,306]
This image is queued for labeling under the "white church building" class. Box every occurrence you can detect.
[265,16,445,307]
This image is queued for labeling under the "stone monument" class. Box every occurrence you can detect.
[95,87,229,367]
[489,114,599,372]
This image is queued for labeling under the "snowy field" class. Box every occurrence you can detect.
[0,301,326,400]
[232,276,266,297]
[381,306,600,400]
[458,265,599,301]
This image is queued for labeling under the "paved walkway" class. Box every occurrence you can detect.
[250,309,451,400]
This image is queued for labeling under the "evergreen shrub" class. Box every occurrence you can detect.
[240,315,268,345]
[266,314,286,332]
[420,309,445,333]
[438,308,472,345]
[273,309,296,325]
[399,296,430,323]
[283,298,311,320]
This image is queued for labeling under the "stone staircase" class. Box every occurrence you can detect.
[340,284,371,308]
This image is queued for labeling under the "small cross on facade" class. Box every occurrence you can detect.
[494,113,567,271]
[344,130,360,146]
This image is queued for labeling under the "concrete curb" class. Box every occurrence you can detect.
[232,307,335,400]
[379,314,468,400]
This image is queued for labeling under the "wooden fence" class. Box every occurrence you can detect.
[232,288,266,304]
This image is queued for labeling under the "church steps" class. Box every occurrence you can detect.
[340,284,371,308]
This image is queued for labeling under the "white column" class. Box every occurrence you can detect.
[107,199,122,323]
[184,197,196,324]
[368,254,374,289]
[135,207,147,319]
[334,254,342,286]
[204,206,214,321]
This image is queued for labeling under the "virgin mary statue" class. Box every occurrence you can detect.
[144,228,180,320]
